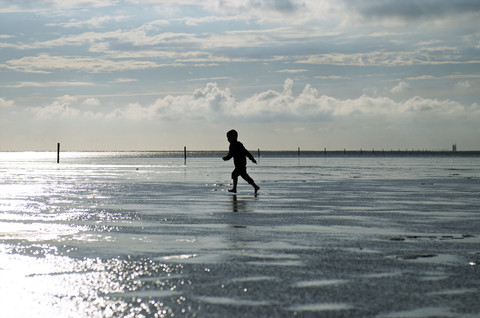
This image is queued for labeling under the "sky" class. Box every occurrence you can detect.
[1,0,479,151]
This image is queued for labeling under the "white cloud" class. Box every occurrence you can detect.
[83,98,100,107]
[2,54,163,73]
[187,76,232,82]
[14,79,479,123]
[94,79,477,123]
[210,0,343,24]
[406,74,480,81]
[2,17,337,56]
[0,0,116,12]
[115,78,139,83]
[7,81,94,88]
[297,51,480,66]
[27,95,106,119]
[48,15,128,29]
[3,24,195,51]
[181,15,248,26]
[391,81,410,94]
[278,69,308,73]
[9,79,480,150]
[29,95,80,119]
[113,82,236,120]
[314,75,350,80]
[0,97,15,108]
[456,80,471,89]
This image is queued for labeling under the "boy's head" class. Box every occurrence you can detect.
[226,129,238,142]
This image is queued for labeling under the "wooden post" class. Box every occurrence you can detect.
[298,147,300,156]
[57,143,60,163]
[184,146,187,165]
[324,147,327,155]
[257,148,260,160]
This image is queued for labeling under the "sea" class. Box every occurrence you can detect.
[1,151,479,318]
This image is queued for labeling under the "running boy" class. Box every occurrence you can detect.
[222,129,260,194]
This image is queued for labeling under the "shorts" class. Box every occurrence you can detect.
[232,167,254,184]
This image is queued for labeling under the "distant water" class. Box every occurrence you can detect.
[1,152,479,317]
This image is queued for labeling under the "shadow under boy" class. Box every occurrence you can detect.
[222,129,260,194]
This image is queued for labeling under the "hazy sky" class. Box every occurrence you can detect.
[1,0,479,151]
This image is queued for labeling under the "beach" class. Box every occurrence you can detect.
[1,152,479,317]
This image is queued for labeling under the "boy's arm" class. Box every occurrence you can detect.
[245,148,257,164]
[223,145,233,161]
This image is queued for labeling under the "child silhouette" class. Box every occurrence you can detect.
[222,129,260,194]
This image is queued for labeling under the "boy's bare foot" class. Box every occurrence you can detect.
[254,185,260,194]
[228,188,237,193]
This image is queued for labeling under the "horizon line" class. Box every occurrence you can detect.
[2,149,480,153]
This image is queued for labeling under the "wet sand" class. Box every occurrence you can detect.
[0,153,479,317]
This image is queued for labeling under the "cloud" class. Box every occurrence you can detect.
[47,15,128,29]
[94,79,477,123]
[29,95,80,119]
[82,98,100,107]
[0,97,15,108]
[296,51,480,66]
[277,69,308,73]
[2,54,163,73]
[214,0,307,15]
[23,79,478,123]
[0,0,116,12]
[3,23,196,51]
[114,78,139,83]
[110,82,236,120]
[12,79,480,150]
[187,76,232,82]
[343,0,480,23]
[314,75,350,80]
[406,74,480,81]
[210,0,343,25]
[207,0,480,28]
[391,81,410,94]
[456,80,471,89]
[7,81,94,88]
[181,15,248,26]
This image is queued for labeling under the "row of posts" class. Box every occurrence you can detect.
[52,144,369,164]
[56,144,457,164]
[56,144,261,164]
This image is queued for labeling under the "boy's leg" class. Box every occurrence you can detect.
[230,168,241,193]
[229,178,238,193]
[241,171,260,194]
[250,179,259,194]
[252,181,260,194]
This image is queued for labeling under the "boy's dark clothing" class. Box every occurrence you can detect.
[224,141,255,168]
[231,166,254,184]
[224,141,255,184]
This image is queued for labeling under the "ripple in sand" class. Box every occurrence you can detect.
[197,296,270,306]
[428,288,477,296]
[294,279,347,288]
[379,307,456,318]
[289,303,352,312]
[395,254,461,265]
[395,254,436,260]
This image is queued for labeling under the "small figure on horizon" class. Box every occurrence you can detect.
[223,129,260,194]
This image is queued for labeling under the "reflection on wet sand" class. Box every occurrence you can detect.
[231,194,248,213]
